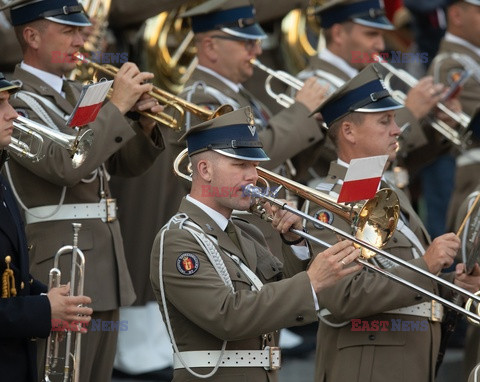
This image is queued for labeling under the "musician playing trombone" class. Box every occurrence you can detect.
[2,0,167,380]
[0,73,93,382]
[150,106,362,381]
[302,63,480,382]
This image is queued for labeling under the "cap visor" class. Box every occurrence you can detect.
[0,79,19,94]
[45,13,91,27]
[214,147,270,161]
[352,16,395,31]
[222,23,267,39]
[355,96,404,113]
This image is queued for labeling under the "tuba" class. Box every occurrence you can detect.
[10,116,93,168]
[43,223,86,382]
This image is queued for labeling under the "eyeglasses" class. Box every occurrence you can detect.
[210,35,261,52]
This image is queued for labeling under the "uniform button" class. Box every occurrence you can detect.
[271,266,276,271]
[20,282,25,290]
[236,272,241,278]
[415,294,422,301]
[27,244,33,251]
[331,175,336,179]
[369,334,376,341]
[268,334,272,341]
[115,136,123,143]
[296,315,304,322]
[392,237,398,243]
[308,137,315,143]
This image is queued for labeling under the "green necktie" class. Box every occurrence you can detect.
[225,220,241,249]
[62,80,77,106]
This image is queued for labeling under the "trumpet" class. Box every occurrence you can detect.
[250,58,344,108]
[373,57,472,150]
[44,223,86,382]
[9,116,93,168]
[73,53,233,130]
[173,148,480,324]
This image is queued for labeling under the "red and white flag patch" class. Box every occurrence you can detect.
[67,80,113,127]
[337,155,388,203]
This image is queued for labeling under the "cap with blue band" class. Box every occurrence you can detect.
[181,0,266,40]
[0,72,20,94]
[181,106,269,161]
[313,0,394,30]
[312,63,403,127]
[10,0,91,27]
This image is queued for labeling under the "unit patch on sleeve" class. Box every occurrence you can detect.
[176,253,200,276]
[313,209,334,230]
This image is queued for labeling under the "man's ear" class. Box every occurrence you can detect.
[200,35,218,63]
[23,26,41,50]
[196,158,213,182]
[340,120,356,144]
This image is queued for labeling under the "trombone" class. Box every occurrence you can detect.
[373,57,472,150]
[10,116,93,169]
[173,148,480,324]
[73,53,233,130]
[44,223,86,382]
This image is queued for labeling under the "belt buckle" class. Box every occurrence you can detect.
[105,198,117,223]
[266,346,281,371]
[431,300,442,322]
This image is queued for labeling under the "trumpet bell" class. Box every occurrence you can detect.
[71,129,94,169]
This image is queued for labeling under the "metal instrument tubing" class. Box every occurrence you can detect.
[244,185,480,306]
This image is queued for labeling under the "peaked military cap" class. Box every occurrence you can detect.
[312,63,403,127]
[8,0,91,27]
[0,72,20,94]
[181,106,269,161]
[312,0,394,30]
[181,0,266,40]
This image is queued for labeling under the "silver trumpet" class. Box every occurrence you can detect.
[250,58,304,108]
[44,223,86,382]
[9,116,93,168]
[373,57,472,150]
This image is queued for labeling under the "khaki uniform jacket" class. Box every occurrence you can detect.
[430,39,480,231]
[304,162,452,382]
[5,65,164,311]
[150,198,318,382]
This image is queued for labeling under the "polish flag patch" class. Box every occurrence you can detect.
[67,80,113,127]
[337,155,388,203]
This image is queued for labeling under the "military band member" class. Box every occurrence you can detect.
[435,0,480,233]
[294,0,446,186]
[302,63,480,381]
[0,73,92,382]
[3,0,165,380]
[150,106,362,381]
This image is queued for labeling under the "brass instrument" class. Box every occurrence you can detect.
[250,59,304,108]
[10,116,93,168]
[173,148,399,258]
[374,57,473,150]
[44,223,86,382]
[69,0,113,81]
[173,148,480,324]
[458,192,480,275]
[280,1,325,74]
[143,4,198,94]
[73,53,233,130]
[432,52,480,88]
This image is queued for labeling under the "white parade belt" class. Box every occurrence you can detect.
[25,198,117,224]
[385,300,444,322]
[173,347,281,370]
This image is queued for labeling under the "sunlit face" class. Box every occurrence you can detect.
[207,154,260,216]
[208,32,263,83]
[341,23,386,69]
[348,111,401,162]
[0,91,19,149]
[31,22,85,76]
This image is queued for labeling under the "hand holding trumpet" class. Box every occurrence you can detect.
[48,283,92,326]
